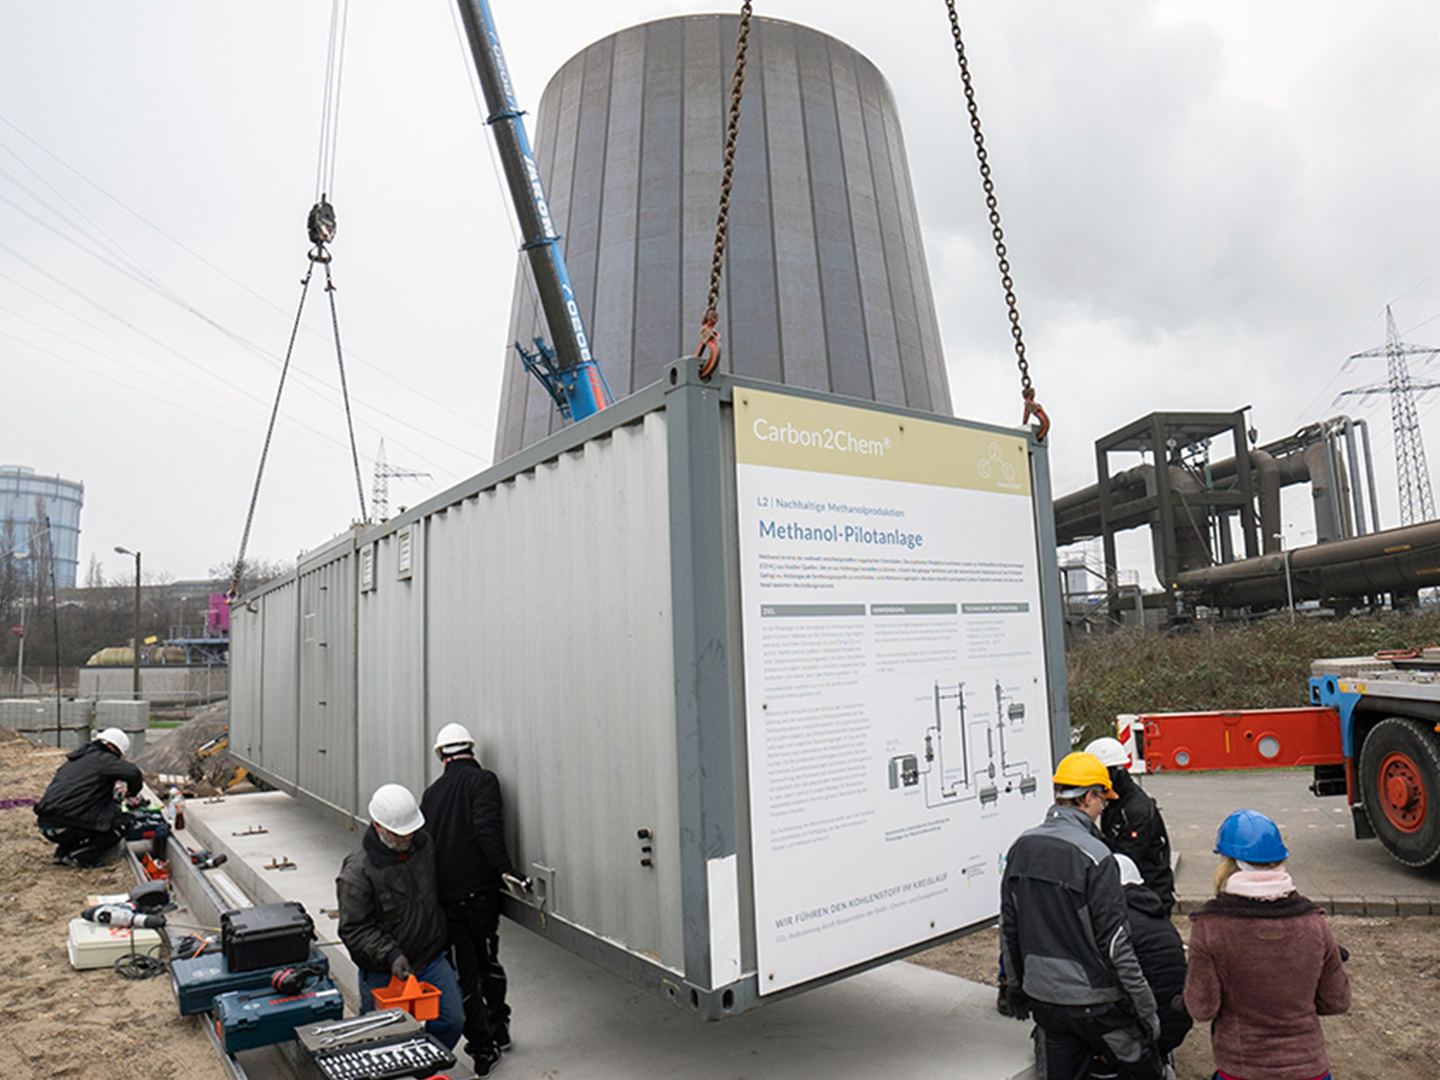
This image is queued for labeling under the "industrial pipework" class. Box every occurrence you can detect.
[1055,410,1404,614]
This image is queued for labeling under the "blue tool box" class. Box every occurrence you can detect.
[213,978,344,1053]
[171,944,330,1015]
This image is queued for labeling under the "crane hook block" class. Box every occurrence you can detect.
[307,198,337,246]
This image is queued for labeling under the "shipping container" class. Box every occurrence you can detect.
[230,360,1068,1018]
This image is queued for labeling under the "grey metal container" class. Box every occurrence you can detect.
[3,698,91,749]
[96,699,150,756]
[495,15,954,459]
[230,362,1066,1017]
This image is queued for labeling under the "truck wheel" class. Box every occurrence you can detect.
[1358,717,1440,867]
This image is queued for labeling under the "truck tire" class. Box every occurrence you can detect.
[1358,717,1440,867]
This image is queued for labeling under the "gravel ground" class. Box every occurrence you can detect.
[0,728,227,1080]
[913,916,1440,1079]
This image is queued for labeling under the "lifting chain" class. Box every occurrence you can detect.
[944,1,1049,441]
[695,1,753,380]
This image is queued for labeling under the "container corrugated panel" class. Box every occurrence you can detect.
[357,526,427,803]
[425,413,682,970]
[228,598,264,765]
[298,552,356,816]
[260,578,300,780]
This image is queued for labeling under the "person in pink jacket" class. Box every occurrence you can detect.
[1184,809,1351,1080]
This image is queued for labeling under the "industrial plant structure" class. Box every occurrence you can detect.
[1054,409,1440,617]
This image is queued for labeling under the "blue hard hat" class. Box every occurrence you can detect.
[1214,808,1290,863]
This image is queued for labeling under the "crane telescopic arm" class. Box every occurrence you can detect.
[454,0,610,423]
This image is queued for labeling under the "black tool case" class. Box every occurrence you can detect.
[171,943,330,1015]
[221,901,315,973]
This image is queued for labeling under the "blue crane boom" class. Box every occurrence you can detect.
[454,0,610,423]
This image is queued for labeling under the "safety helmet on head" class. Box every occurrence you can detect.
[433,722,475,758]
[1214,808,1289,863]
[1113,853,1144,887]
[1084,736,1129,769]
[95,727,131,757]
[1053,752,1119,799]
[368,783,425,835]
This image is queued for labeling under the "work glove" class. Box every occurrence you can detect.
[391,954,414,981]
[1140,1012,1161,1046]
[1004,983,1031,1022]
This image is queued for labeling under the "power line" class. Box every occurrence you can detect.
[0,111,497,445]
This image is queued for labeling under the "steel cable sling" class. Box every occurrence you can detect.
[943,1,1049,441]
[227,0,366,600]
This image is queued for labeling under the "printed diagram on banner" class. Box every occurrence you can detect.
[732,389,1055,994]
[886,679,1039,808]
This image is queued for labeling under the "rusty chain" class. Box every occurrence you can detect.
[944,1,1048,440]
[696,1,753,380]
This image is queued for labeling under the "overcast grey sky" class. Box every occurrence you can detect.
[3,1,1439,585]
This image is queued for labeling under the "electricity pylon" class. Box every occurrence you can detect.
[371,439,431,521]
[1337,305,1440,525]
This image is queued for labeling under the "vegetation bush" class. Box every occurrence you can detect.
[1066,611,1440,745]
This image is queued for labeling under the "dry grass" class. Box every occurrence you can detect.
[1066,611,1440,743]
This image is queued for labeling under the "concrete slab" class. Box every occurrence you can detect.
[1139,770,1440,908]
[184,790,1037,1080]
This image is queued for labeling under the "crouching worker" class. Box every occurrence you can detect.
[337,783,464,1051]
[34,727,141,868]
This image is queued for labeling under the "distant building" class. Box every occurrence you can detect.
[0,465,84,589]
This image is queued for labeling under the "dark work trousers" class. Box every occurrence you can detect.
[444,891,508,1053]
[1030,1000,1163,1080]
[40,821,128,867]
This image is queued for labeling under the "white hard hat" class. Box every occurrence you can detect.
[96,728,131,757]
[433,722,475,758]
[368,783,425,835]
[1084,736,1129,768]
[1113,853,1144,887]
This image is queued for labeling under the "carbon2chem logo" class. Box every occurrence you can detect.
[977,442,1016,482]
[751,417,892,457]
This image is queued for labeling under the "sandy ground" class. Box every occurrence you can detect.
[7,721,1438,1079]
[0,729,228,1080]
[914,917,1440,1080]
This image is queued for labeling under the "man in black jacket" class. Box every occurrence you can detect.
[1001,752,1164,1080]
[1113,854,1191,1061]
[34,728,141,867]
[420,723,520,1074]
[337,783,465,1054]
[1085,737,1175,915]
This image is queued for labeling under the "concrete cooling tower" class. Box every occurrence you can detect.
[494,14,953,459]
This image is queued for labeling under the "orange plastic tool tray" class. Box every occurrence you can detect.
[371,974,441,1020]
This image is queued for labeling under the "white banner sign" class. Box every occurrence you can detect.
[734,388,1054,994]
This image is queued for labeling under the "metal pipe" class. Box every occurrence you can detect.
[1342,417,1368,535]
[1253,449,1282,554]
[1175,519,1440,608]
[115,546,141,700]
[1359,418,1382,532]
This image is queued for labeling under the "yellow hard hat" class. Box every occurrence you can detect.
[1053,751,1118,799]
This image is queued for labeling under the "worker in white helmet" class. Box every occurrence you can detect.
[34,727,142,868]
[1084,736,1175,913]
[336,783,464,1055]
[420,723,522,1077]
